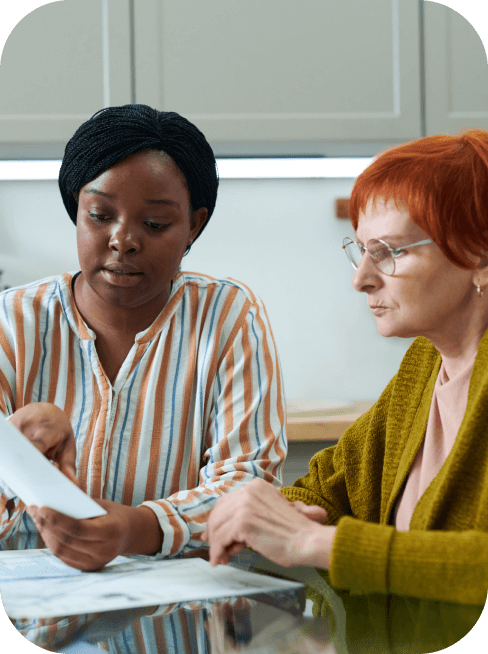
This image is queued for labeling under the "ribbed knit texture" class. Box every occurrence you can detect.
[282,332,488,605]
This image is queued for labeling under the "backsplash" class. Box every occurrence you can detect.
[0,176,412,402]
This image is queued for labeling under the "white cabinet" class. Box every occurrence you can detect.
[0,0,132,149]
[0,1,487,156]
[424,2,488,135]
[133,0,422,153]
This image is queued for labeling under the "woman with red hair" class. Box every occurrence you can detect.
[203,129,488,607]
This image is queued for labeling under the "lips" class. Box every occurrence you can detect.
[103,262,143,275]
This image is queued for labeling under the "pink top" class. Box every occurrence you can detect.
[393,353,476,531]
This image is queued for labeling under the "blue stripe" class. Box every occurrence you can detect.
[121,630,134,654]
[37,285,58,402]
[111,358,143,501]
[250,312,263,452]
[181,495,216,512]
[169,615,178,653]
[160,294,186,498]
[74,339,87,442]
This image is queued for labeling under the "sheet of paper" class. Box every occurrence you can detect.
[0,415,106,519]
[0,549,304,619]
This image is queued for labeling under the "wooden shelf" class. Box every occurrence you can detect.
[286,401,375,442]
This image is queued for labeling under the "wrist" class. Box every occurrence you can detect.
[300,525,336,569]
[124,505,164,556]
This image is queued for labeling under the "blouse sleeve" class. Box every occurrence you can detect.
[0,305,26,543]
[141,292,287,558]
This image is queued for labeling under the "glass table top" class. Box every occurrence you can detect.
[7,554,485,654]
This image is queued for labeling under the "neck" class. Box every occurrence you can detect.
[427,310,488,379]
[72,273,171,338]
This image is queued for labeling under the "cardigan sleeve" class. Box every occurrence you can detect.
[329,517,488,605]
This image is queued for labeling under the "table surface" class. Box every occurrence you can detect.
[286,401,375,442]
[11,553,483,654]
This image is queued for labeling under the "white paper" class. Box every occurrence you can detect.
[0,415,106,519]
[0,549,304,619]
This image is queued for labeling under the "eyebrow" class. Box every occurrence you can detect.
[83,188,181,209]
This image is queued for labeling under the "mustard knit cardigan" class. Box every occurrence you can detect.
[281,333,488,606]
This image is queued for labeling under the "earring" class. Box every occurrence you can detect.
[478,284,484,298]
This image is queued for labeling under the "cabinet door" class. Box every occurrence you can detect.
[424,2,488,135]
[134,0,422,153]
[0,0,132,148]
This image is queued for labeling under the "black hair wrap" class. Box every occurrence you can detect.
[58,104,219,249]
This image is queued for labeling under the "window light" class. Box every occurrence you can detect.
[0,158,373,181]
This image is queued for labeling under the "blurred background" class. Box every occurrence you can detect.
[0,0,487,414]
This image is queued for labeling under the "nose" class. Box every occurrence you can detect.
[351,252,382,293]
[108,217,140,254]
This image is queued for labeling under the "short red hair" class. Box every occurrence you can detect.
[349,129,488,269]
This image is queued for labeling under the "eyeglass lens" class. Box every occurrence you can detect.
[344,239,395,275]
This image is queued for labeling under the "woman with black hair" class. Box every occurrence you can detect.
[0,105,286,570]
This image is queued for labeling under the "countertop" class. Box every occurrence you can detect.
[286,401,375,442]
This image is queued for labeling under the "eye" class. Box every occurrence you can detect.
[88,212,110,222]
[145,221,170,232]
[391,247,405,258]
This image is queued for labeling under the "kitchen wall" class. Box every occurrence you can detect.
[0,175,413,403]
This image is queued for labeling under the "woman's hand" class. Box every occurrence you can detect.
[9,403,78,485]
[200,479,336,569]
[26,500,163,571]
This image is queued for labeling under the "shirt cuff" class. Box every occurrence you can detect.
[140,499,191,558]
[329,515,395,594]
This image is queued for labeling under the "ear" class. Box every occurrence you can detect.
[188,207,209,247]
[73,192,79,203]
[473,257,488,290]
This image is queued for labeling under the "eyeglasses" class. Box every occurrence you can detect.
[342,236,434,276]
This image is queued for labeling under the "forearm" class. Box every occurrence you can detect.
[123,505,164,556]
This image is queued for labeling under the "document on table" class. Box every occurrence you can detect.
[0,414,106,519]
[0,549,304,619]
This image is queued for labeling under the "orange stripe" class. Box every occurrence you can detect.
[121,337,160,506]
[0,324,15,371]
[157,501,184,556]
[237,318,253,455]
[132,621,148,654]
[63,328,76,421]
[102,396,122,499]
[0,367,14,413]
[262,303,286,475]
[219,347,234,462]
[169,284,200,496]
[140,282,186,343]
[216,299,250,370]
[13,289,27,409]
[63,273,94,341]
[23,285,47,405]
[227,277,257,303]
[185,284,217,488]
[127,342,147,379]
[203,287,239,412]
[144,320,175,501]
[153,617,168,652]
[77,372,101,495]
[90,371,111,498]
[252,304,276,472]
[47,303,62,404]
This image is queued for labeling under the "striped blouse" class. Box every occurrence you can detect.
[0,270,286,557]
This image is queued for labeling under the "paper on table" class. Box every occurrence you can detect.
[0,415,106,519]
[0,549,304,619]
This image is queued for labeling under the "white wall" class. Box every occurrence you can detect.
[0,177,413,402]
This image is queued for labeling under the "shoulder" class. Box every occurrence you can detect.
[177,271,262,305]
[0,273,72,330]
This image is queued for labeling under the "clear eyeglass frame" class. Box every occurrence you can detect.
[342,237,434,276]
